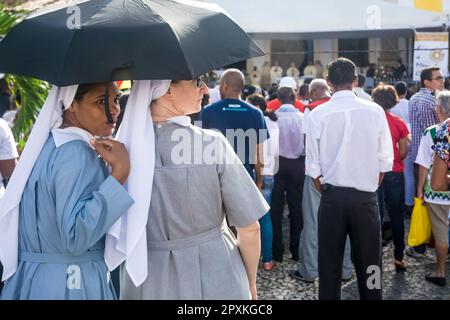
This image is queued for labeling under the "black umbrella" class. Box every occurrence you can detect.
[0,0,264,122]
[0,0,264,86]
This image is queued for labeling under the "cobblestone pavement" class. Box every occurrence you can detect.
[256,214,450,300]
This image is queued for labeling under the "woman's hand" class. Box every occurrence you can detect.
[90,139,130,185]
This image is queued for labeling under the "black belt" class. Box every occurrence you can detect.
[321,183,364,193]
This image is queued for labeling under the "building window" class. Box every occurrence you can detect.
[338,39,369,67]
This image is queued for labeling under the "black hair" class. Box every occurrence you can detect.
[74,83,98,102]
[247,94,277,121]
[357,74,366,87]
[0,78,11,95]
[394,81,407,96]
[277,87,295,105]
[115,93,129,134]
[242,85,256,101]
[327,57,357,87]
[420,67,440,88]
[299,84,310,98]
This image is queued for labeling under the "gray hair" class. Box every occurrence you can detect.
[437,91,450,116]
[309,79,330,92]
[309,79,330,95]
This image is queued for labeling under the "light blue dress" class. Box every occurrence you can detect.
[1,134,134,300]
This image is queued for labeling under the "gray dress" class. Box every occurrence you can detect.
[120,122,269,300]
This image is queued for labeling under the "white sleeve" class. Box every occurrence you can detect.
[377,111,394,173]
[302,108,310,135]
[305,112,322,179]
[415,133,433,169]
[0,121,18,160]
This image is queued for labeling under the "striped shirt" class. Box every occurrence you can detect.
[408,88,438,158]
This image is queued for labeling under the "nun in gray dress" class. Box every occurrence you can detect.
[0,83,133,299]
[109,79,269,300]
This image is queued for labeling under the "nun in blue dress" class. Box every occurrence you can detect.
[0,83,133,300]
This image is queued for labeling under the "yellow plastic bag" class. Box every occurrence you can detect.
[407,197,431,246]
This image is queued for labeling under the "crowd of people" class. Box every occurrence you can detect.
[0,57,449,300]
[195,59,450,299]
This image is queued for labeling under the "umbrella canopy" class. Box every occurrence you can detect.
[0,0,264,86]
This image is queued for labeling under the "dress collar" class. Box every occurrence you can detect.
[51,127,95,148]
[167,116,192,127]
[278,104,297,112]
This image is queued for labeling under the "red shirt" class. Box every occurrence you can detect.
[267,99,305,112]
[305,97,330,111]
[385,112,409,172]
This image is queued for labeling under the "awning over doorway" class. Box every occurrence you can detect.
[206,0,449,38]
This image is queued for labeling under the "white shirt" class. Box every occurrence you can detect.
[208,85,221,105]
[262,116,279,176]
[354,87,372,101]
[390,99,410,129]
[305,91,393,192]
[2,110,17,128]
[275,104,304,159]
[0,118,18,198]
[302,108,312,135]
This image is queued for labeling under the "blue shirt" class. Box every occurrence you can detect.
[409,88,438,158]
[200,99,268,177]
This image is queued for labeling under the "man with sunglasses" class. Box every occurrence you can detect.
[407,66,445,258]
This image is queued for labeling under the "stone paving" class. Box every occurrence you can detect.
[256,214,450,300]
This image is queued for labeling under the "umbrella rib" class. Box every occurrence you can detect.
[161,23,194,79]
[58,29,79,86]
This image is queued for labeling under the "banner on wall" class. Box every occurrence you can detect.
[413,32,449,81]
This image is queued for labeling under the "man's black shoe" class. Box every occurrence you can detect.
[425,275,446,287]
[288,270,315,283]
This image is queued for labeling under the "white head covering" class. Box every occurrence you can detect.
[105,80,171,287]
[279,76,298,90]
[0,85,79,281]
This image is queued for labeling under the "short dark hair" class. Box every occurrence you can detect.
[247,94,267,113]
[327,57,357,87]
[394,81,407,96]
[0,78,10,95]
[277,87,295,105]
[357,74,366,87]
[242,85,256,101]
[372,83,399,110]
[299,84,310,98]
[420,67,440,88]
[247,94,277,121]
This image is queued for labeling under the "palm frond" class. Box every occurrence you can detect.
[9,76,50,149]
[0,7,50,149]
[0,8,25,36]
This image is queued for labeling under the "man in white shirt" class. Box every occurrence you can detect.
[306,58,393,300]
[271,86,304,262]
[390,81,410,128]
[290,79,353,283]
[353,74,372,101]
[0,117,18,293]
[391,81,415,217]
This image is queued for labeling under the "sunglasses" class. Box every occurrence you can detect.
[431,76,444,81]
[193,77,204,87]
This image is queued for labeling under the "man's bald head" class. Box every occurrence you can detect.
[219,69,245,99]
[309,79,331,101]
